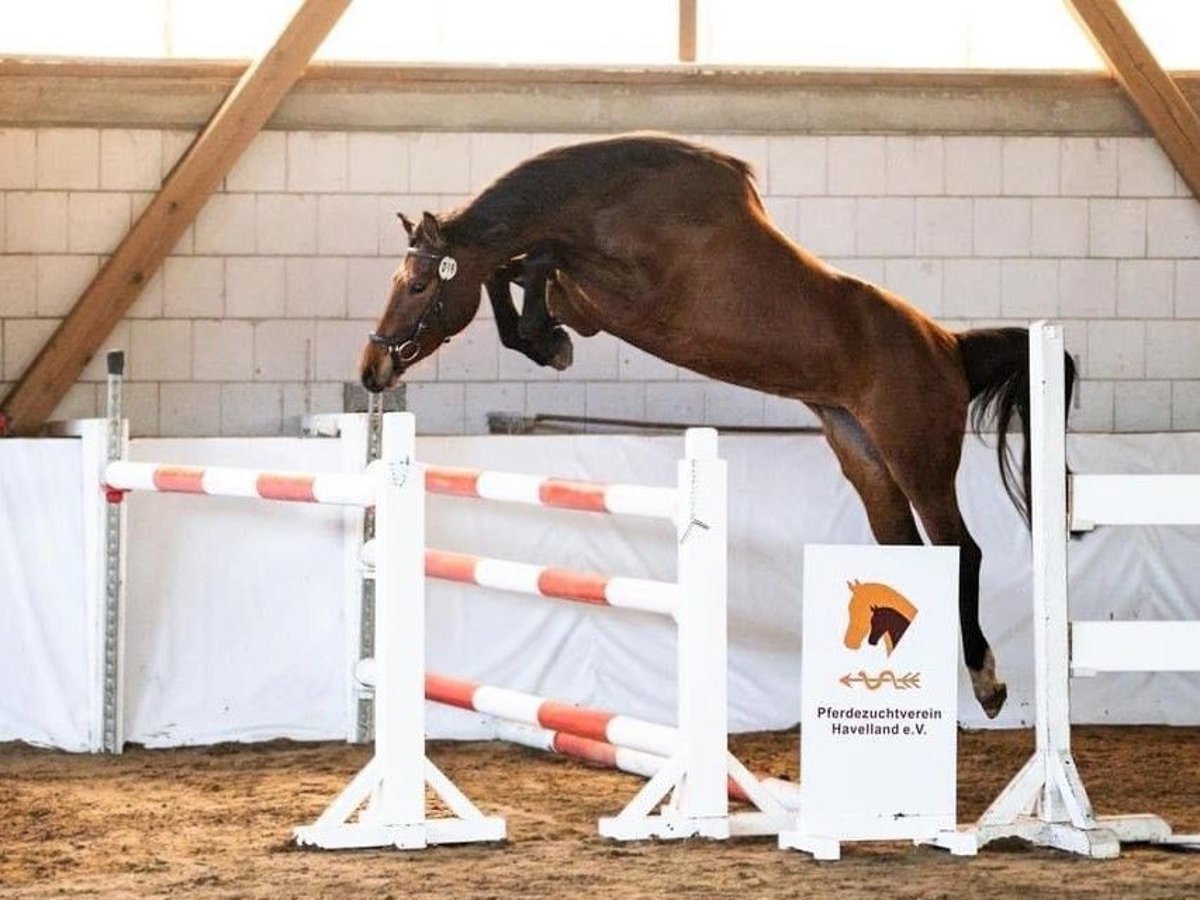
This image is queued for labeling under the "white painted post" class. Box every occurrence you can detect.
[675,427,730,835]
[367,412,427,845]
[335,413,373,744]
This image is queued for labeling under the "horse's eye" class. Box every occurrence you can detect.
[410,280,428,294]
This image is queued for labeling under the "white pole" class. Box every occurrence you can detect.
[368,412,426,838]
[675,427,729,830]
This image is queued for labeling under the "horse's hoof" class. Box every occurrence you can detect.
[978,681,1007,719]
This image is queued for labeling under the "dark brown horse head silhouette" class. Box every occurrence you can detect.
[843,580,918,657]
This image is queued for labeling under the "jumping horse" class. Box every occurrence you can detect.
[360,133,1076,718]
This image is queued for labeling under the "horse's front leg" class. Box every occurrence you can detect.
[484,263,572,370]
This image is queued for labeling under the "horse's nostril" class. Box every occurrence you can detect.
[361,370,380,393]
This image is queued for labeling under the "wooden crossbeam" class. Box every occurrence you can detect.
[1065,0,1200,199]
[0,0,351,435]
[678,0,697,63]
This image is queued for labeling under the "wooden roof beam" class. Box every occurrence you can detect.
[1065,0,1200,199]
[0,0,351,435]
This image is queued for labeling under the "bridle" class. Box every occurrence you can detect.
[367,247,459,366]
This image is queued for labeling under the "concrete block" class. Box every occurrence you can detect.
[645,382,705,424]
[287,131,347,192]
[161,130,197,179]
[51,383,98,422]
[347,256,399,319]
[524,382,586,418]
[283,382,343,425]
[1070,379,1113,432]
[762,196,798,240]
[1059,260,1117,317]
[348,133,408,193]
[433,318,499,381]
[942,260,1001,318]
[914,198,972,257]
[1147,199,1200,258]
[1117,138,1176,198]
[885,136,943,196]
[0,255,36,315]
[36,255,99,317]
[1172,381,1200,429]
[220,383,283,436]
[317,195,380,255]
[559,330,620,381]
[797,197,856,256]
[764,394,820,428]
[194,193,257,255]
[469,133,533,191]
[1114,380,1171,432]
[68,192,131,254]
[226,257,286,318]
[619,341,677,381]
[100,129,162,190]
[80,321,130,382]
[37,128,99,189]
[5,192,68,252]
[163,257,223,317]
[1089,199,1146,258]
[1116,260,1172,318]
[1145,320,1200,378]
[1060,137,1117,197]
[827,137,886,196]
[253,320,315,382]
[1002,137,1059,196]
[226,131,286,192]
[256,194,317,255]
[973,198,1031,256]
[193,320,253,381]
[1031,198,1088,257]
[128,268,164,318]
[767,136,827,196]
[464,382,526,434]
[408,133,471,194]
[1087,320,1144,378]
[585,382,646,424]
[315,319,373,382]
[884,258,942,317]
[1000,259,1058,319]
[130,320,191,381]
[1175,260,1200,318]
[831,258,885,284]
[0,129,36,188]
[703,381,765,427]
[944,136,1001,196]
[121,382,159,437]
[159,383,221,437]
[496,341,558,382]
[404,382,466,434]
[285,257,347,318]
[3,318,55,380]
[855,198,914,256]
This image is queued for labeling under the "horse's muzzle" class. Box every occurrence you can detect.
[359,342,398,393]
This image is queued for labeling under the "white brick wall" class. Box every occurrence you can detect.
[3,126,1200,436]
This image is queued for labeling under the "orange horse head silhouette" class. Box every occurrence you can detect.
[843,580,918,656]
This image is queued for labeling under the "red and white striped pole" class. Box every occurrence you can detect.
[104,460,374,507]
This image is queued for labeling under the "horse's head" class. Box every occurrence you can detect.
[360,211,483,392]
[843,580,917,653]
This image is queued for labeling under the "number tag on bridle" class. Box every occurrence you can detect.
[438,256,458,281]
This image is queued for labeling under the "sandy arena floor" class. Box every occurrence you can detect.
[3,727,1199,899]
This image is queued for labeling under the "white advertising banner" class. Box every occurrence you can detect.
[783,545,959,856]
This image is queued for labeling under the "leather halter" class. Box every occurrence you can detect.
[367,247,459,366]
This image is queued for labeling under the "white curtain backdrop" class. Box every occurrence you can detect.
[3,430,1198,750]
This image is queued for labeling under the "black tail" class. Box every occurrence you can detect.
[957,327,1077,524]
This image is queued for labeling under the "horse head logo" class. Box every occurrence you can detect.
[843,580,918,656]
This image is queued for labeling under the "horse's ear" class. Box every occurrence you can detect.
[396,212,416,238]
[421,211,444,245]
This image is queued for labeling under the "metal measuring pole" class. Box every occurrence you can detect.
[354,390,384,742]
[102,350,126,752]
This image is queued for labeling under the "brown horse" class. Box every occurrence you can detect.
[360,133,1075,718]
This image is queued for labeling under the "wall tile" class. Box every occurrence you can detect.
[287,131,347,192]
[317,195,379,255]
[855,197,914,256]
[1071,379,1113,432]
[285,257,347,318]
[192,320,253,381]
[974,198,1031,256]
[1117,138,1176,198]
[79,321,130,382]
[1114,380,1171,432]
[942,259,1001,318]
[1172,381,1200,429]
[1175,260,1200,318]
[121,382,159,437]
[347,256,398,319]
[885,136,943,195]
[221,383,282,436]
[36,255,99,317]
[1002,137,1059,195]
[408,133,471,194]
[37,128,99,189]
[1060,137,1117,197]
[1031,198,1088,257]
[915,198,972,257]
[704,381,764,426]
[226,131,286,191]
[0,256,37,315]
[100,129,162,190]
[884,258,942,316]
[827,137,886,196]
[1145,320,1200,378]
[1087,320,1144,378]
[796,197,856,256]
[256,194,317,255]
[225,257,286,318]
[0,130,36,188]
[159,383,221,437]
[585,382,646,423]
[464,381,526,434]
[51,383,98,421]
[348,133,408,193]
[315,319,373,382]
[767,136,827,195]
[1088,198,1145,258]
[944,136,1001,196]
[524,382,585,417]
[763,394,820,428]
[5,192,68,252]
[558,331,620,381]
[68,192,131,254]
[404,382,465,434]
[468,133,533,191]
[1116,259,1172,319]
[163,257,223,317]
[434,318,499,381]
[130,320,191,381]
[618,341,677,380]
[1000,259,1058,319]
[1147,199,1200,257]
[3,318,55,380]
[194,193,257,255]
[645,382,704,424]
[1059,259,1117,317]
[254,319,315,381]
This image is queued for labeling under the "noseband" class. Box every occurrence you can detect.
[368,248,459,366]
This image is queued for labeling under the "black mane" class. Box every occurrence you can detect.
[443,133,757,254]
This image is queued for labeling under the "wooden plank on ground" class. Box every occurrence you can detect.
[0,0,351,435]
[1065,0,1200,198]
